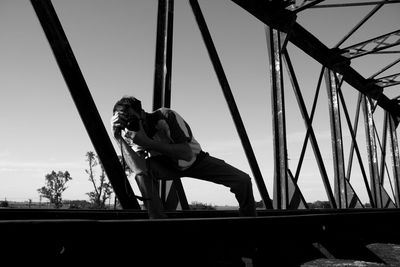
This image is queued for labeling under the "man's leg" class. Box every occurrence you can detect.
[118,139,168,219]
[134,174,166,219]
[183,153,257,216]
[139,156,182,218]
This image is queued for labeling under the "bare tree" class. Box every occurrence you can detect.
[85,151,113,209]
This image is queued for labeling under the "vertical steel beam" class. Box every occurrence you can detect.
[153,0,172,109]
[266,27,289,209]
[362,96,382,208]
[153,0,189,210]
[379,113,388,185]
[190,0,273,209]
[30,0,140,209]
[388,113,400,206]
[324,70,347,208]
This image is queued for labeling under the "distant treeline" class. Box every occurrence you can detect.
[0,199,372,210]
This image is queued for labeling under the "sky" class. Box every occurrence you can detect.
[0,0,399,206]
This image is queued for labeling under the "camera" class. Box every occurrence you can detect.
[126,116,140,132]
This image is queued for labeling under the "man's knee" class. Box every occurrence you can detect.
[240,173,252,186]
[231,173,252,193]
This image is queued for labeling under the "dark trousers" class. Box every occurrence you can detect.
[146,152,257,216]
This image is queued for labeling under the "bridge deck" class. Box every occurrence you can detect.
[0,208,399,266]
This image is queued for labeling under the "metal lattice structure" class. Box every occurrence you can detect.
[2,1,400,265]
[29,0,400,211]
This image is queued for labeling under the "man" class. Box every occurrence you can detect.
[111,96,256,219]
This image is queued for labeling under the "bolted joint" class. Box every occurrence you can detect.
[327,48,351,72]
[266,8,297,33]
[365,79,384,100]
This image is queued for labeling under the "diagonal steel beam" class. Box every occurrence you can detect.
[375,73,400,88]
[341,30,400,59]
[30,0,140,209]
[335,0,388,48]
[338,91,375,207]
[370,57,400,79]
[283,53,337,208]
[286,0,325,13]
[190,0,273,209]
[309,1,400,8]
[230,0,400,121]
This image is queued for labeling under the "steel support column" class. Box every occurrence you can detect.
[266,27,289,209]
[388,113,400,206]
[325,70,348,208]
[362,96,383,208]
[153,0,189,210]
[30,0,139,209]
[190,0,273,209]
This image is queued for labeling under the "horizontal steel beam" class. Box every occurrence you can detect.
[1,208,400,265]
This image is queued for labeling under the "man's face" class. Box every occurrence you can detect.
[115,105,141,130]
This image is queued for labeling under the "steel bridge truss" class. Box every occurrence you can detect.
[30,0,400,211]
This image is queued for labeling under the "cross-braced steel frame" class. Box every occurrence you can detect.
[30,0,400,211]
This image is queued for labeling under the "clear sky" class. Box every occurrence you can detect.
[0,0,399,206]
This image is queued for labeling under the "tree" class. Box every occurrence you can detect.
[37,170,72,208]
[85,151,113,209]
[189,201,216,210]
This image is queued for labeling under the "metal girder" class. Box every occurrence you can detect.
[152,0,190,211]
[286,0,325,13]
[370,57,400,79]
[283,54,337,208]
[309,0,400,8]
[339,92,374,207]
[189,0,273,209]
[325,71,348,208]
[388,113,400,206]
[30,0,140,209]
[341,30,400,60]
[362,96,397,208]
[379,113,389,185]
[335,0,388,48]
[266,27,289,209]
[362,95,383,207]
[153,0,173,109]
[230,0,400,121]
[375,73,400,88]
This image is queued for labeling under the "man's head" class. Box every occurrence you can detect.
[113,96,143,131]
[113,96,142,114]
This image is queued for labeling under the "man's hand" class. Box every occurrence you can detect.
[124,120,152,148]
[110,112,127,140]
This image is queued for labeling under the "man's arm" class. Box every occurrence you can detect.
[111,112,148,175]
[117,136,148,175]
[145,139,194,162]
[125,128,194,162]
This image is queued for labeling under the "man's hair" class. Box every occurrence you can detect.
[113,96,142,114]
